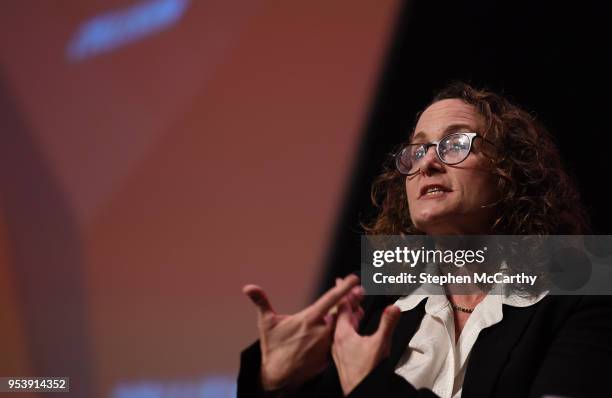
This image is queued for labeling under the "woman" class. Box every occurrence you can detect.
[238,82,611,397]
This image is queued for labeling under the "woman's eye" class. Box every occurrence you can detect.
[413,148,426,160]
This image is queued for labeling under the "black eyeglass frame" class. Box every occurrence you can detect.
[394,132,495,176]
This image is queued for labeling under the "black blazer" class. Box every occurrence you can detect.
[238,294,612,398]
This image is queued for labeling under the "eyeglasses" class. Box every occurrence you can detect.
[395,132,493,175]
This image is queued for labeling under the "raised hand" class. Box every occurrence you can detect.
[332,290,401,396]
[243,274,361,391]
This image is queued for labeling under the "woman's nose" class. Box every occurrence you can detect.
[418,146,445,175]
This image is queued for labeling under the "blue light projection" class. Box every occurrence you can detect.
[112,375,236,398]
[66,0,190,61]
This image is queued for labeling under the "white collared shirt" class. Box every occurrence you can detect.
[393,286,547,398]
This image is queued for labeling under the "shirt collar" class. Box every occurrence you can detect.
[394,263,548,313]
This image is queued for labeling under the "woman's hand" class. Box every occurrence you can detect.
[243,274,361,391]
[332,292,401,396]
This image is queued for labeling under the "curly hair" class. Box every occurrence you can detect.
[364,81,590,235]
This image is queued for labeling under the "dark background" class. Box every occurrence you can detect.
[321,0,612,294]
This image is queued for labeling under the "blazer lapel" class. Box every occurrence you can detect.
[462,304,537,397]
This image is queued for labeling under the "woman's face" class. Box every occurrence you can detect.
[405,99,499,234]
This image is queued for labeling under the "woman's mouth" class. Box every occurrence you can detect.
[419,184,452,199]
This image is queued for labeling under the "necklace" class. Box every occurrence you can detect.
[451,303,475,313]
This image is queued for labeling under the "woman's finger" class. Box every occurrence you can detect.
[346,286,365,311]
[243,284,276,318]
[334,298,356,338]
[355,306,365,324]
[308,274,360,320]
[374,305,401,347]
